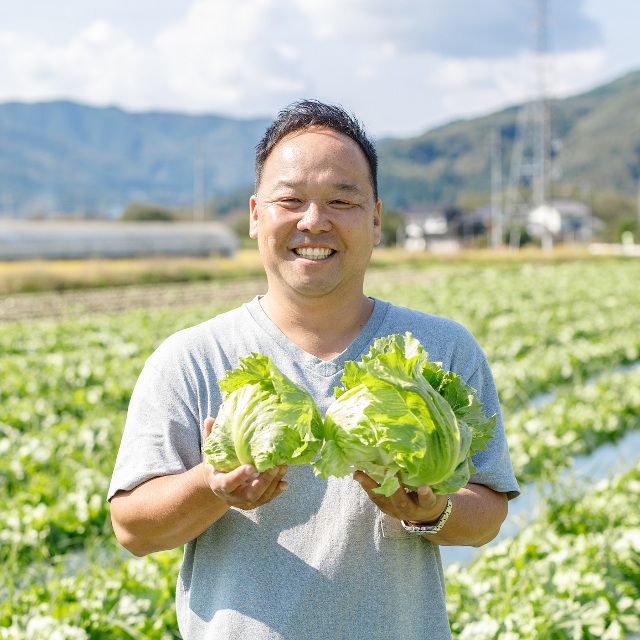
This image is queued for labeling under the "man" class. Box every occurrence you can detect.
[109,100,519,639]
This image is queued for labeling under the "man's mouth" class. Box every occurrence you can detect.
[293,247,335,260]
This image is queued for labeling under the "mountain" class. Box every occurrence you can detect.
[1,70,640,218]
[377,70,640,210]
[0,101,270,217]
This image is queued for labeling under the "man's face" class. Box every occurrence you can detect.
[250,126,381,302]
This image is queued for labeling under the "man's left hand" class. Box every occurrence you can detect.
[353,470,448,525]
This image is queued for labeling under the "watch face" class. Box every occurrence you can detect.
[402,522,438,534]
[405,524,438,533]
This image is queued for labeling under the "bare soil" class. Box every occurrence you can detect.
[0,267,438,323]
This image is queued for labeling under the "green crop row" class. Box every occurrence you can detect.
[1,542,182,639]
[446,465,640,640]
[1,257,639,638]
[0,303,240,569]
[506,365,640,484]
[369,259,640,410]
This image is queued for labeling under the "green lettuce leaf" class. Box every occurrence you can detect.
[203,354,324,473]
[312,332,495,496]
[438,370,496,457]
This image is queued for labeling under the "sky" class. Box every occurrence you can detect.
[1,0,639,138]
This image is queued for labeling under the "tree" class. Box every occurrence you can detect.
[120,201,178,221]
[590,191,637,241]
[379,207,404,246]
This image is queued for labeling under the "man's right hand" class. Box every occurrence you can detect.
[111,417,289,556]
[201,417,289,510]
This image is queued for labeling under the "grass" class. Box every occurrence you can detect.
[0,245,610,296]
[0,250,266,295]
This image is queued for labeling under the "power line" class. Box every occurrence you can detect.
[505,0,554,248]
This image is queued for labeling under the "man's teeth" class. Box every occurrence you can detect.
[295,247,334,259]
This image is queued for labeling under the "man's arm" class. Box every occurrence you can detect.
[353,472,507,547]
[110,418,289,557]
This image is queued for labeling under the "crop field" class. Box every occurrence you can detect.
[1,256,639,639]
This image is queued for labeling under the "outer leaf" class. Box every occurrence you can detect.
[203,354,324,472]
[218,353,273,393]
[313,333,495,496]
[438,371,496,455]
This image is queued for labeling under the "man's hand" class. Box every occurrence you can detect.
[202,417,289,511]
[353,470,448,525]
[354,470,508,546]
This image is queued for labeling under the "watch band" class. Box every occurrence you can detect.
[401,495,453,534]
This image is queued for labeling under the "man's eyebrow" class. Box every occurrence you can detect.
[332,182,364,195]
[272,180,302,191]
[276,180,360,191]
[272,180,365,195]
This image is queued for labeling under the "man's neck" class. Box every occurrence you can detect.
[259,290,375,361]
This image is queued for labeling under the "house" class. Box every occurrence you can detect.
[468,197,602,247]
[398,205,486,253]
[526,199,603,243]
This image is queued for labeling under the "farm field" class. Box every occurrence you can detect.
[0,245,594,297]
[1,255,639,639]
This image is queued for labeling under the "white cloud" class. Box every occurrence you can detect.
[0,22,147,105]
[432,47,607,107]
[150,0,309,111]
[547,49,607,97]
[0,0,627,137]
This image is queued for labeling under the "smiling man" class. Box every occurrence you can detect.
[108,100,519,640]
[250,121,381,360]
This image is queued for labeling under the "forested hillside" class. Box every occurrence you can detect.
[377,70,640,210]
[0,101,269,217]
[1,70,640,219]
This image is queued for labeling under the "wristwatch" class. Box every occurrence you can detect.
[401,495,453,534]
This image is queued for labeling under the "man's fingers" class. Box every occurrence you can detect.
[389,485,414,511]
[211,464,256,493]
[243,465,288,503]
[353,470,379,492]
[201,418,288,507]
[414,485,439,510]
[252,467,289,505]
[209,464,289,510]
[354,471,445,522]
[203,417,215,438]
[353,471,387,500]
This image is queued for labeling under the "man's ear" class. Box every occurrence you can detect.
[373,200,382,246]
[249,195,259,239]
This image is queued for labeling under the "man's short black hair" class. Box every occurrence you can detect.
[255,99,378,201]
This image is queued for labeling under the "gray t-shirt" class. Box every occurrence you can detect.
[109,297,519,640]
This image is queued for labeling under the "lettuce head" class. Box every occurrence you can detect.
[203,354,324,473]
[312,333,495,496]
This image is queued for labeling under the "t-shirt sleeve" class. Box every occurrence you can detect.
[107,355,203,501]
[464,355,520,500]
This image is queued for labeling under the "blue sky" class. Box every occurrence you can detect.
[1,0,638,137]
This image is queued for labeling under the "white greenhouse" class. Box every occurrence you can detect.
[0,220,239,260]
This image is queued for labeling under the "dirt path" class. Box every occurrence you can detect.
[0,267,441,323]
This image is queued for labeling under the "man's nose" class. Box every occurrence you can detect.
[297,202,332,233]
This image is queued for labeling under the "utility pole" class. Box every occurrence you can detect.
[490,127,503,250]
[534,0,551,209]
[505,0,554,251]
[536,0,556,251]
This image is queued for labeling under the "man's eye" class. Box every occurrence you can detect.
[331,200,353,207]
